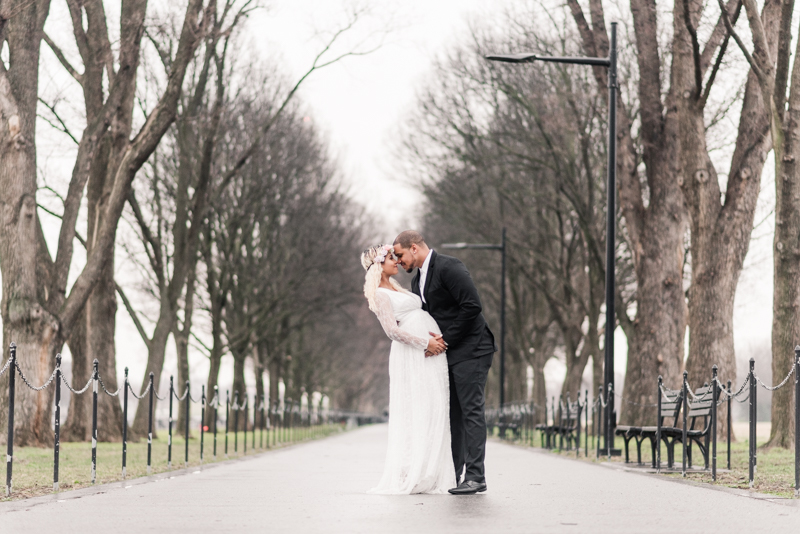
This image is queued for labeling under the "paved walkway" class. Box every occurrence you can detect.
[2,424,800,533]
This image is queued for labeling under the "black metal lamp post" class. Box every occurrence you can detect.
[486,22,619,455]
[442,227,506,407]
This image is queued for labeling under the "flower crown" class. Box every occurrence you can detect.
[373,244,395,265]
[361,244,396,271]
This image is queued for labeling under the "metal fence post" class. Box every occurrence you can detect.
[260,394,265,449]
[656,376,662,472]
[682,371,688,477]
[184,380,190,468]
[584,390,589,457]
[606,384,613,460]
[225,390,230,458]
[795,346,800,497]
[234,391,239,454]
[91,359,98,484]
[6,343,15,497]
[794,345,800,497]
[243,395,247,455]
[122,367,129,479]
[285,398,291,443]
[559,395,565,451]
[576,392,581,457]
[727,379,732,470]
[213,385,219,460]
[753,359,758,481]
[253,394,256,451]
[53,354,62,492]
[596,386,603,459]
[711,365,718,481]
[201,385,205,464]
[274,400,279,447]
[147,372,154,475]
[749,358,755,487]
[168,376,173,469]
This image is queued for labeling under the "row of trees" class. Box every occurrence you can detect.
[0,0,390,446]
[406,0,795,446]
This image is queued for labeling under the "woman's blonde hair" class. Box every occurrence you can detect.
[361,244,411,312]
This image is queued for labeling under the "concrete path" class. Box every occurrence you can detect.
[1,424,799,533]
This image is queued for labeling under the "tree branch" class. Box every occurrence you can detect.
[43,32,83,84]
[115,282,152,348]
[701,0,743,107]
[682,0,703,100]
[717,0,767,87]
[128,190,165,287]
[37,97,79,144]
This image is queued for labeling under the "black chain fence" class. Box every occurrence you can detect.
[1,343,383,497]
[485,346,800,497]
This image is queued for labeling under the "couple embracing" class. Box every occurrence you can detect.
[362,230,496,496]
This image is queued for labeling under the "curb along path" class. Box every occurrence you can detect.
[2,425,800,533]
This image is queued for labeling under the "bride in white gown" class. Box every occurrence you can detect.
[361,244,455,495]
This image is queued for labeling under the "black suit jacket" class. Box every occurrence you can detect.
[412,250,497,366]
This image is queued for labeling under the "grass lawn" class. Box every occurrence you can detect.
[2,424,343,502]
[497,427,798,498]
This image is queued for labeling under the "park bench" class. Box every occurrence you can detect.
[536,397,581,450]
[615,388,682,467]
[505,404,524,439]
[658,383,714,469]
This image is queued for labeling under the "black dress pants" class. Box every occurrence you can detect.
[449,352,493,484]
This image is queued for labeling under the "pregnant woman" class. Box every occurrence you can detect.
[361,244,455,495]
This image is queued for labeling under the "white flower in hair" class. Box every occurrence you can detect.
[373,244,393,265]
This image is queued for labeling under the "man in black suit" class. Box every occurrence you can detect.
[393,230,497,495]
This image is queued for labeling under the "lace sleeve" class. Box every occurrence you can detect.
[374,292,429,351]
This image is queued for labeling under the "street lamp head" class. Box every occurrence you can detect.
[485,53,539,63]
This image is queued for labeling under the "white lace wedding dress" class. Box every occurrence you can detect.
[368,288,455,495]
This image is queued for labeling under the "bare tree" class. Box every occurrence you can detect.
[566,0,690,425]
[0,0,207,446]
[201,92,365,425]
[721,0,800,447]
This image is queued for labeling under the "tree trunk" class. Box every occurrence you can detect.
[62,314,90,441]
[0,0,57,447]
[88,155,125,443]
[676,0,776,443]
[204,345,223,429]
[130,320,172,438]
[568,0,688,426]
[232,349,247,431]
[530,330,550,426]
[768,59,800,447]
[174,328,190,434]
[203,261,225,428]
[620,212,687,424]
[254,341,267,413]
[268,355,282,409]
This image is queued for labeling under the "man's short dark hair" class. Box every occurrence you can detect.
[393,230,426,249]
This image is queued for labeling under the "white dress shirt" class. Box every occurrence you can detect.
[418,250,433,303]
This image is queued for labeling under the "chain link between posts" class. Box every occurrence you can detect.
[14,361,58,391]
[61,374,93,395]
[754,363,795,391]
[174,385,189,402]
[98,374,121,396]
[0,356,12,379]
[127,381,151,400]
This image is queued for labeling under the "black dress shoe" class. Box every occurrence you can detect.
[448,480,487,495]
